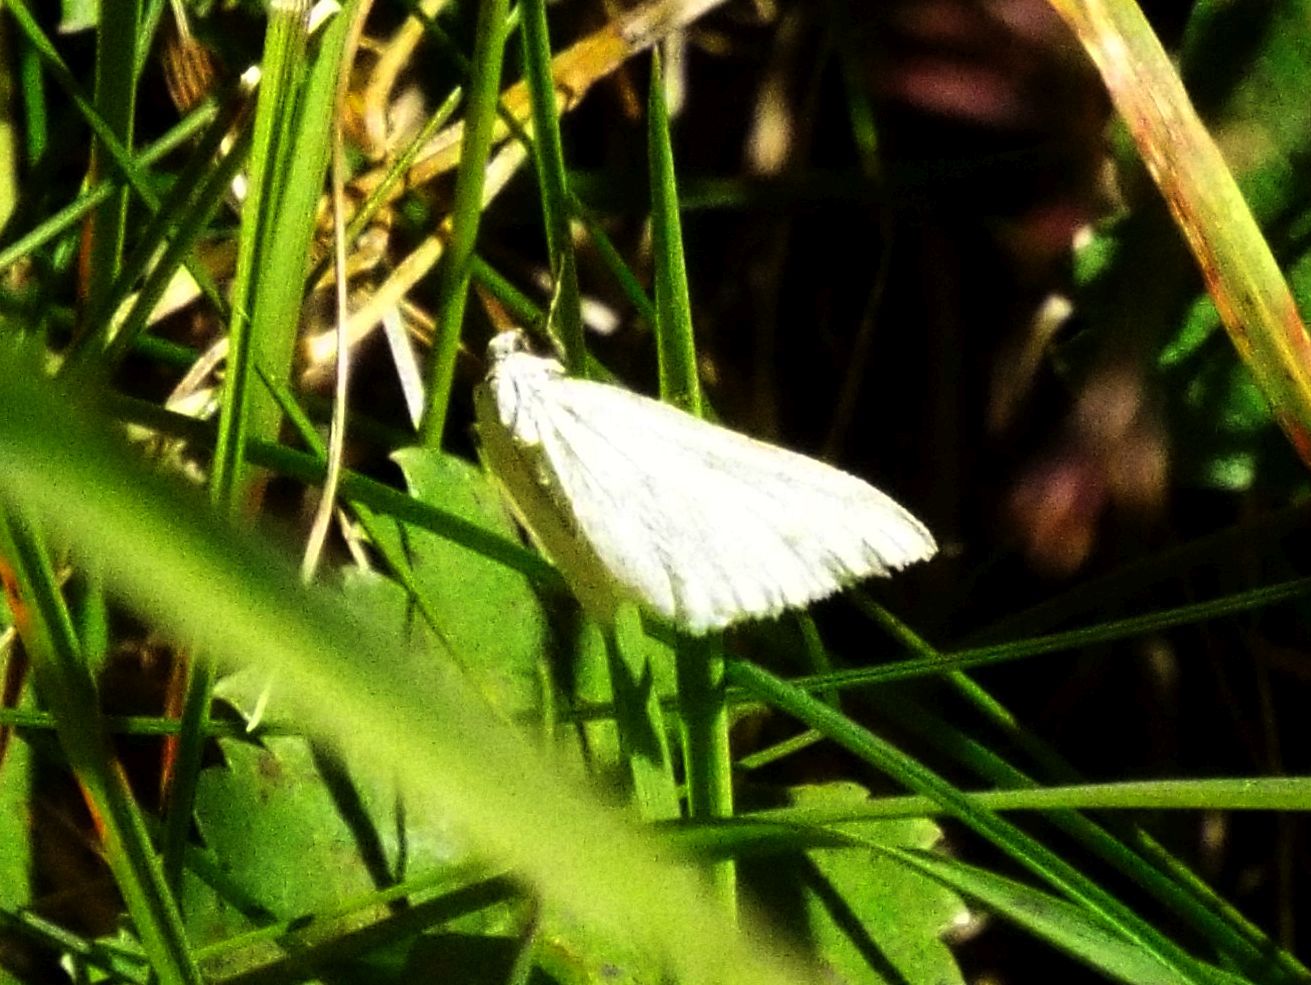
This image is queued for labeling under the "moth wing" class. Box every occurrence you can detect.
[527,377,936,633]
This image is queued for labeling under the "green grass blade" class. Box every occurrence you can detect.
[83,0,142,312]
[647,53,735,909]
[0,342,819,985]
[1050,0,1311,465]
[0,511,202,985]
[608,605,680,821]
[0,98,218,274]
[520,0,585,371]
[419,0,514,447]
[210,0,313,509]
[725,657,1220,985]
[16,34,47,166]
[647,51,699,415]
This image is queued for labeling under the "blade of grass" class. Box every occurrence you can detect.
[859,602,1308,983]
[0,341,820,985]
[608,605,681,820]
[16,33,46,166]
[0,511,202,985]
[82,0,142,313]
[0,24,18,232]
[1049,0,1311,465]
[648,51,699,416]
[0,97,219,275]
[210,0,312,509]
[520,0,585,371]
[783,575,1311,694]
[301,0,371,582]
[725,657,1219,985]
[304,84,464,288]
[647,52,734,910]
[419,0,514,447]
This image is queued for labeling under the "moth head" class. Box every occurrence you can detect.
[486,329,532,365]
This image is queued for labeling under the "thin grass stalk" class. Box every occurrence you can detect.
[210,0,312,509]
[607,606,681,820]
[520,0,585,371]
[648,52,699,416]
[0,511,202,985]
[570,198,659,327]
[16,37,46,166]
[419,0,514,447]
[646,50,735,909]
[725,657,1218,985]
[305,85,464,287]
[0,97,217,273]
[246,0,363,457]
[83,0,142,313]
[861,602,1307,982]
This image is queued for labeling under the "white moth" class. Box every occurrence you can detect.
[474,330,937,635]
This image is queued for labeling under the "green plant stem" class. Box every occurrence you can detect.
[675,633,735,911]
[647,53,735,909]
[420,0,514,447]
[606,605,680,821]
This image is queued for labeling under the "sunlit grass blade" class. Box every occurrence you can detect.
[1049,0,1311,466]
[648,51,699,416]
[0,511,202,985]
[520,0,585,372]
[0,342,818,985]
[83,0,143,312]
[419,0,514,447]
[725,657,1218,985]
[647,53,734,909]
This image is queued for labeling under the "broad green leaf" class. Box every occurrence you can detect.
[373,448,551,722]
[741,782,966,985]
